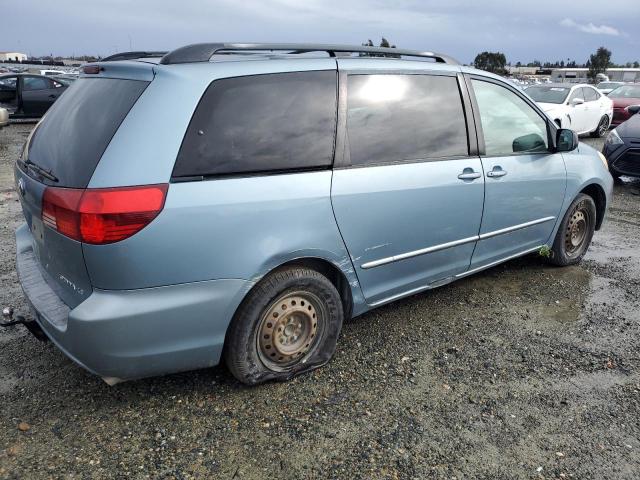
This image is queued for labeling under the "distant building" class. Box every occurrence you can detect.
[506,66,539,76]
[0,51,28,62]
[550,67,640,83]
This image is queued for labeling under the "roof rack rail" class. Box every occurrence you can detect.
[159,43,458,65]
[102,51,169,62]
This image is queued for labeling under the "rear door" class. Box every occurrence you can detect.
[582,86,603,131]
[21,76,65,116]
[331,68,484,305]
[15,76,149,308]
[467,76,566,271]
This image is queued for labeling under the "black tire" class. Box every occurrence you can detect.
[548,194,596,266]
[224,266,344,385]
[590,115,609,138]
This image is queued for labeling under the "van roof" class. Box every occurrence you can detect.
[101,43,459,66]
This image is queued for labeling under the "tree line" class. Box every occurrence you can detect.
[474,47,638,81]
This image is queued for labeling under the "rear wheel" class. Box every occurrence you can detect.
[548,194,596,266]
[224,266,344,385]
[591,115,609,138]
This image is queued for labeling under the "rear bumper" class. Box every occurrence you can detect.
[16,224,252,381]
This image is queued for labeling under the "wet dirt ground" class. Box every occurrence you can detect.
[0,123,639,479]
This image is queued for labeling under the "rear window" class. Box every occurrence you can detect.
[172,70,337,178]
[25,77,149,188]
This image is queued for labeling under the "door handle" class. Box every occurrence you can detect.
[458,170,482,181]
[48,94,57,99]
[487,167,507,178]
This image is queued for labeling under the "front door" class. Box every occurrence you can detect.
[468,77,566,270]
[331,69,484,305]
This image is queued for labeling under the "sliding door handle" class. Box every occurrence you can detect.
[487,167,507,178]
[458,170,482,181]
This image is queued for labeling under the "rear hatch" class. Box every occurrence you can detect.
[15,75,150,308]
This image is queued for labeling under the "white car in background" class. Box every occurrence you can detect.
[525,83,613,137]
[0,107,8,128]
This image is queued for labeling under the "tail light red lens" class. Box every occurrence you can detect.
[42,184,168,244]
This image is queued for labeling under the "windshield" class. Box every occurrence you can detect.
[608,85,640,99]
[525,86,570,104]
[597,82,621,89]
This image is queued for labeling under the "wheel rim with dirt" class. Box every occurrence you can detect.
[257,291,324,370]
[564,204,591,258]
[597,116,608,137]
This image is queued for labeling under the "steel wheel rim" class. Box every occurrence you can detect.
[564,206,589,256]
[257,291,323,370]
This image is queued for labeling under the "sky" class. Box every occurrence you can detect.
[4,0,639,64]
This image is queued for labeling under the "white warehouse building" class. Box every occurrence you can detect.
[0,51,28,62]
[551,67,640,83]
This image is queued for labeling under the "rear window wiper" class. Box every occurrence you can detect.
[22,159,59,183]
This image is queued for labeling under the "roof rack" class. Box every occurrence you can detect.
[159,43,458,65]
[102,51,169,62]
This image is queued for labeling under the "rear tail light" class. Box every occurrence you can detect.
[42,184,168,244]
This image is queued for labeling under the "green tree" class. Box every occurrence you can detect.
[587,47,612,82]
[633,61,639,68]
[474,51,507,74]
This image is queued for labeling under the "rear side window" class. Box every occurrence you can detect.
[346,74,468,166]
[26,78,149,187]
[173,71,337,178]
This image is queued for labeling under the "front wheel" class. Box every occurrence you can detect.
[224,266,344,385]
[547,194,596,266]
[590,115,609,138]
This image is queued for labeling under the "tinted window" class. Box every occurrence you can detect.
[23,77,52,91]
[583,87,599,102]
[346,74,468,166]
[26,78,149,187]
[173,71,337,177]
[472,79,549,156]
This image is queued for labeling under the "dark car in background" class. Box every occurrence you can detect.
[609,84,640,126]
[603,105,640,179]
[0,73,68,118]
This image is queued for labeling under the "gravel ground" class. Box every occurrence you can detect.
[1,123,640,479]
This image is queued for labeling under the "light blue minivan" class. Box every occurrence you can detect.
[12,43,613,385]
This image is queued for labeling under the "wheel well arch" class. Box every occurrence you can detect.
[235,257,354,322]
[274,258,354,319]
[580,183,606,230]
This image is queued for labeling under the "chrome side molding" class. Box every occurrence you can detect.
[360,217,555,270]
[367,245,546,308]
[361,235,478,269]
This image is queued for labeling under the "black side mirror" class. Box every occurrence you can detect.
[556,128,578,152]
[627,105,640,115]
[513,133,547,153]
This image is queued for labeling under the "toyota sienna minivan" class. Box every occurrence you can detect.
[12,43,613,385]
